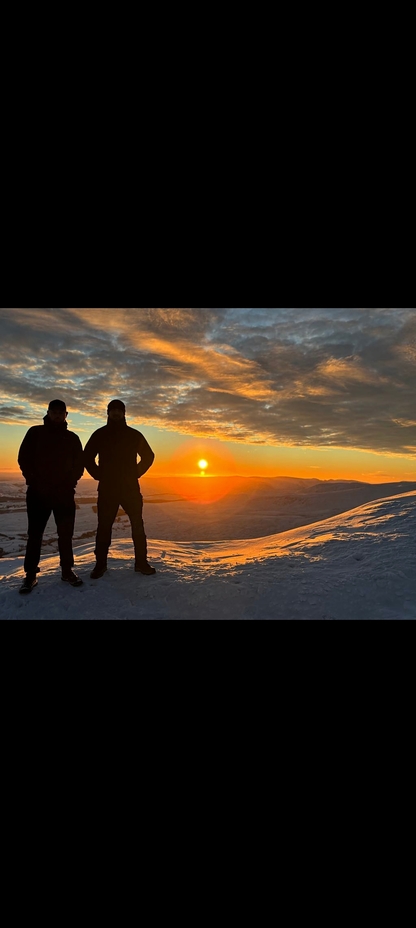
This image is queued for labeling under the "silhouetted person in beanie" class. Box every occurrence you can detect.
[84,400,156,579]
[17,399,84,593]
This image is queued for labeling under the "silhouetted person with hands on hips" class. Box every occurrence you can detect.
[84,400,156,579]
[17,399,84,594]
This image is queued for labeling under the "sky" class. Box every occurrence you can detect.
[1,307,416,482]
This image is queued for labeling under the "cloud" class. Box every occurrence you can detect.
[0,405,30,425]
[1,308,416,456]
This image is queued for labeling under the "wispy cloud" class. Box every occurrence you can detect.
[1,308,416,455]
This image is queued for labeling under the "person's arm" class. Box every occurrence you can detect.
[72,435,85,485]
[83,433,101,480]
[17,428,37,484]
[137,433,155,478]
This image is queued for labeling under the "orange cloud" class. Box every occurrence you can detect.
[71,309,277,403]
[317,356,389,385]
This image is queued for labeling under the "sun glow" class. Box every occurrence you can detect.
[198,459,208,471]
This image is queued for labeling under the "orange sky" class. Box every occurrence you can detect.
[4,431,416,485]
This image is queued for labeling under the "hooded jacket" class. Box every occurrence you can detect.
[18,416,84,494]
[83,417,155,488]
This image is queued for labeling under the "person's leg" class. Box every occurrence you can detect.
[52,491,76,572]
[24,488,52,576]
[94,489,120,565]
[120,487,148,565]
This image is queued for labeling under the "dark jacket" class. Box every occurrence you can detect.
[83,419,155,488]
[18,416,84,494]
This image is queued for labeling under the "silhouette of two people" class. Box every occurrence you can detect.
[17,398,155,593]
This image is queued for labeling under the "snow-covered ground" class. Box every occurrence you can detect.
[2,489,416,619]
[2,475,416,558]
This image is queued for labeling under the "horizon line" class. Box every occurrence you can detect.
[1,471,416,485]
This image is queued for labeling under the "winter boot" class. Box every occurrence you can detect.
[61,570,83,587]
[19,574,38,595]
[135,561,156,576]
[90,562,107,580]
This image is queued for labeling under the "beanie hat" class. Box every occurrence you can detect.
[107,399,126,413]
[48,399,67,412]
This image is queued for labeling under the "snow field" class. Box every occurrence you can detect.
[2,490,416,619]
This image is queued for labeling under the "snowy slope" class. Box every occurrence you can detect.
[1,490,416,620]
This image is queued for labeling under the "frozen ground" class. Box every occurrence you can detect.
[2,489,416,620]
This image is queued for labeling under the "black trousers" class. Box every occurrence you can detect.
[95,484,148,565]
[24,487,76,574]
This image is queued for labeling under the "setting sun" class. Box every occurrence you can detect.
[198,459,208,471]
